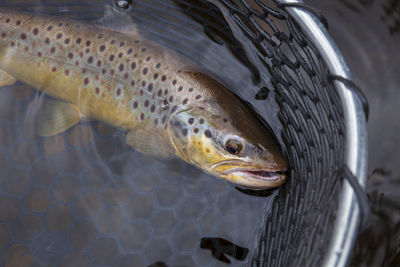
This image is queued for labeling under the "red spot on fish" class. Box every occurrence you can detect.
[24,46,28,52]
[116,88,121,96]
[110,69,115,75]
[85,48,90,54]
[5,18,10,23]
[50,47,56,53]
[67,53,73,59]
[79,52,84,58]
[1,32,6,38]
[10,41,15,47]
[37,51,42,57]
[95,75,99,80]
[45,38,50,45]
[52,67,57,72]
[64,69,70,75]
[84,78,89,85]
[133,101,138,109]
[82,69,86,74]
[164,89,169,95]
[130,80,136,87]
[142,81,146,87]
[75,61,79,66]
[95,87,100,95]
[124,73,129,80]
[140,113,145,120]
[102,69,106,75]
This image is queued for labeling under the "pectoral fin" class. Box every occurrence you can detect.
[0,70,16,87]
[38,99,81,136]
[126,126,175,159]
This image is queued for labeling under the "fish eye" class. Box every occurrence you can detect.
[225,139,243,155]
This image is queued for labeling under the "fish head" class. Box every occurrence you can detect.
[168,101,288,189]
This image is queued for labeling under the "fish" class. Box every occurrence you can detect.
[0,7,288,189]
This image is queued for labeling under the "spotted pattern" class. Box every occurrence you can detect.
[0,12,207,135]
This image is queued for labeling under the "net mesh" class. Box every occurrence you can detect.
[0,0,347,266]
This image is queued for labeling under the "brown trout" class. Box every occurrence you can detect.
[0,7,288,189]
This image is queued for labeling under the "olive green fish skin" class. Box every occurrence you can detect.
[0,8,288,189]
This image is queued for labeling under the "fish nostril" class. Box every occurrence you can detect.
[256,146,264,155]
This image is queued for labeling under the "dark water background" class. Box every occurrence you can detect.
[307,0,400,266]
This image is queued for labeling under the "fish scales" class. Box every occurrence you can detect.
[0,9,199,131]
[0,8,288,189]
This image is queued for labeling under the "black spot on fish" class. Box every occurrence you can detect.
[33,28,39,35]
[146,57,151,61]
[119,64,124,71]
[16,20,21,26]
[194,128,199,133]
[144,100,149,107]
[182,129,188,136]
[178,86,183,92]
[162,116,167,124]
[154,118,158,125]
[56,33,62,39]
[151,105,155,113]
[20,33,26,40]
[64,38,70,44]
[182,98,188,105]
[119,52,123,58]
[157,90,162,97]
[98,33,103,39]
[143,68,148,75]
[131,62,136,70]
[140,113,145,120]
[148,83,153,92]
[99,45,106,52]
[86,40,91,47]
[47,25,53,31]
[156,63,161,69]
[188,118,194,124]
[223,118,228,123]
[109,54,115,61]
[76,38,81,44]
[196,95,202,100]
[161,75,166,82]
[88,56,93,64]
[141,48,146,52]
[199,119,204,124]
[171,105,177,113]
[154,73,158,80]
[120,41,125,47]
[133,101,138,109]
[205,129,212,138]
[127,48,133,54]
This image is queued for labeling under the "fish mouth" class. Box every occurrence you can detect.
[229,168,287,182]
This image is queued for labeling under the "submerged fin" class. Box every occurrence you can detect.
[0,70,16,87]
[126,124,174,159]
[38,99,81,136]
[96,5,138,36]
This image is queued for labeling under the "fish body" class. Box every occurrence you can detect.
[0,8,288,189]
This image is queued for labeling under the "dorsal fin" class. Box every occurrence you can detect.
[95,5,138,36]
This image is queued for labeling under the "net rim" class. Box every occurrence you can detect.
[276,1,368,266]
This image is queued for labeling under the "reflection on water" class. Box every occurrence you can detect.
[0,0,282,266]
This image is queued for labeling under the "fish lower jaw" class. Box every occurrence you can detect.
[237,170,284,183]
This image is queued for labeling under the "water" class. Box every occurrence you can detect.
[307,0,400,265]
[0,0,282,266]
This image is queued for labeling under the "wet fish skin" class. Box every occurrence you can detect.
[0,8,288,189]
